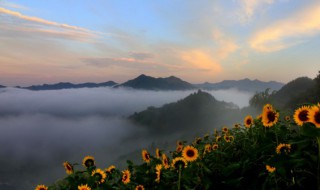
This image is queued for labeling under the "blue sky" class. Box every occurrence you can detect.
[0,0,320,86]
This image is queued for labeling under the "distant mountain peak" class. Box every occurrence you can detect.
[117,75,195,90]
[195,78,284,92]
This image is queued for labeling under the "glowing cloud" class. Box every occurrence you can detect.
[180,50,222,72]
[250,3,320,52]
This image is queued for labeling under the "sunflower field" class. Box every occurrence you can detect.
[36,103,320,190]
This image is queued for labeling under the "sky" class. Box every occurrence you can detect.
[1,0,320,86]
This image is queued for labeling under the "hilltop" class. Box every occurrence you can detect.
[115,74,195,90]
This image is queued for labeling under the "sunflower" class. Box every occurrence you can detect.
[222,126,229,133]
[285,115,291,122]
[177,140,183,146]
[171,157,187,170]
[78,184,91,190]
[155,164,162,183]
[204,144,212,153]
[82,156,95,168]
[182,146,199,162]
[35,185,48,190]
[262,109,279,127]
[216,135,222,142]
[276,143,291,154]
[229,135,234,142]
[266,165,276,173]
[92,168,107,184]
[122,169,131,184]
[142,149,151,163]
[135,185,145,190]
[214,128,218,137]
[233,123,241,129]
[176,144,183,153]
[63,161,73,175]
[244,115,253,128]
[156,148,162,158]
[203,133,210,139]
[224,135,231,142]
[162,153,170,169]
[308,104,320,128]
[212,143,218,150]
[263,104,273,112]
[293,106,310,126]
[193,137,202,145]
[105,165,116,174]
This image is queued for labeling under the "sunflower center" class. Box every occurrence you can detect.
[123,174,128,181]
[186,150,195,157]
[138,187,143,190]
[315,111,320,124]
[175,160,185,169]
[66,164,72,171]
[299,110,309,121]
[267,111,276,122]
[94,173,102,181]
[145,154,150,160]
[246,119,252,125]
[85,160,94,167]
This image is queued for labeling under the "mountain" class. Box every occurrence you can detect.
[270,77,317,109]
[116,74,195,90]
[196,78,284,92]
[23,81,117,90]
[0,85,6,88]
[129,90,247,136]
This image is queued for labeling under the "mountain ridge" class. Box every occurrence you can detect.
[129,90,244,135]
[3,74,284,92]
[195,78,283,92]
[21,81,117,91]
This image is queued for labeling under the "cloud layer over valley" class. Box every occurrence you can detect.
[0,87,252,189]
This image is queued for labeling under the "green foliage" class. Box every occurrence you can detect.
[41,103,320,190]
[249,88,275,109]
[129,90,242,135]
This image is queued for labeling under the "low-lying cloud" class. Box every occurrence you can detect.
[0,87,252,189]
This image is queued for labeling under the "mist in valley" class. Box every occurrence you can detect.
[0,87,253,189]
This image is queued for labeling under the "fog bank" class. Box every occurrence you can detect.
[0,87,253,189]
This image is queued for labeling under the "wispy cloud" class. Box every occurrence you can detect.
[0,1,29,10]
[212,29,239,59]
[0,7,100,41]
[238,0,274,22]
[129,52,154,60]
[83,55,182,72]
[250,2,320,52]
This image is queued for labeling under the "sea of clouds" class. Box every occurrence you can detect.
[0,87,253,189]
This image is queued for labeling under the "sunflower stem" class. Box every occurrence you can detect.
[178,165,182,190]
[317,137,320,190]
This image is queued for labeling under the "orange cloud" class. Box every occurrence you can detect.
[250,3,320,52]
[180,50,222,72]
